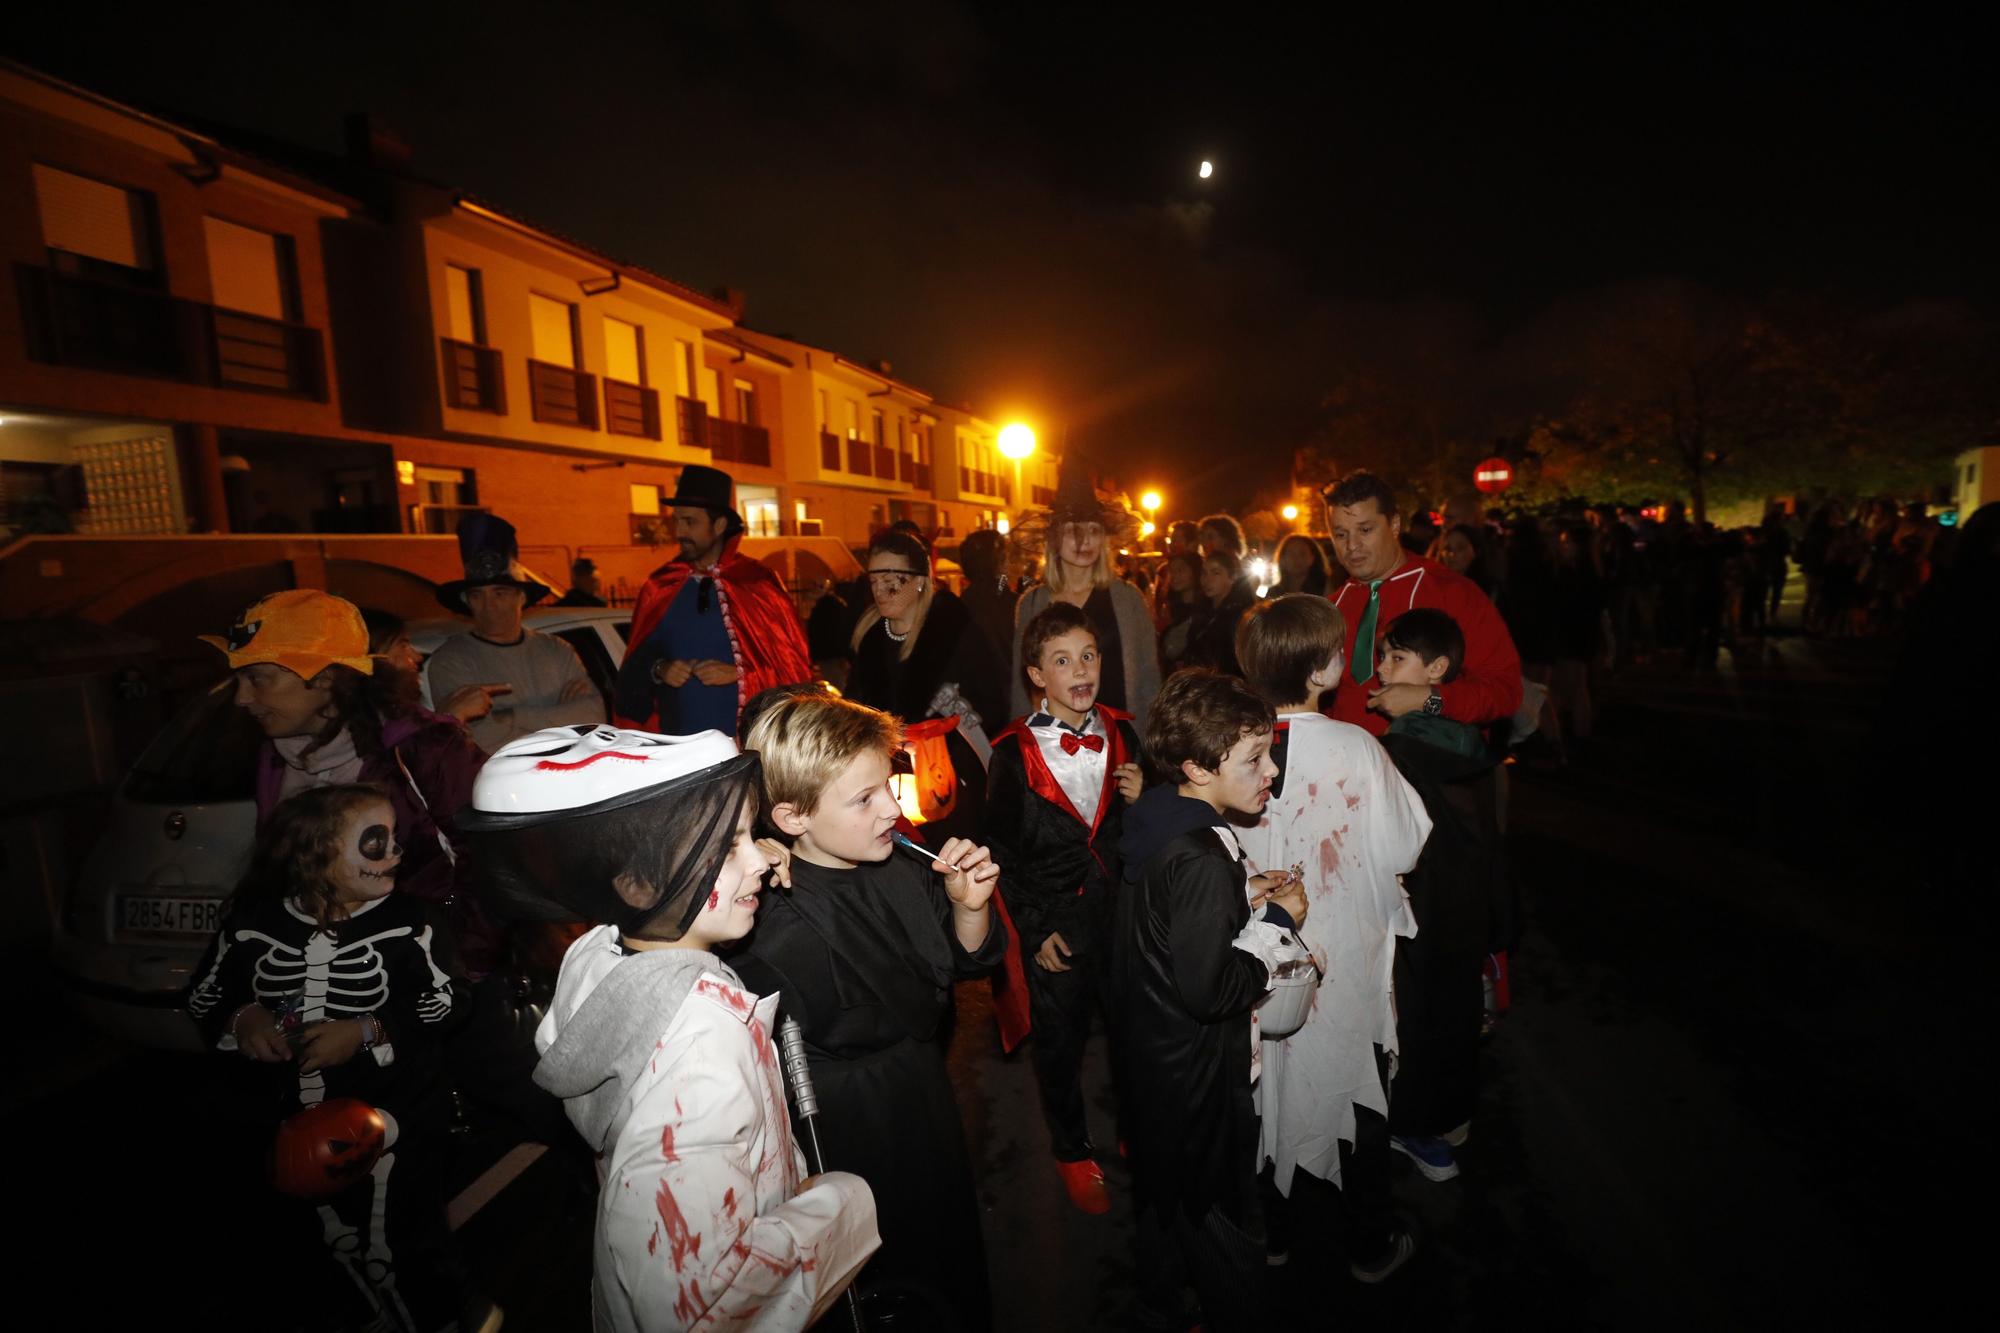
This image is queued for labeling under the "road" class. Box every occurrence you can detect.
[18,611,1968,1329]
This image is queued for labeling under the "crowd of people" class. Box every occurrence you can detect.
[179,453,1990,1332]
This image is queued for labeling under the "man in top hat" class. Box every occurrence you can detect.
[614,464,813,735]
[426,513,604,753]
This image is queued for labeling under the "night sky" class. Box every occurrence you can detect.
[9,4,1994,509]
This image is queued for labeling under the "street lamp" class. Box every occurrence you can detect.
[998,422,1035,512]
[1281,504,1299,522]
[1141,490,1162,514]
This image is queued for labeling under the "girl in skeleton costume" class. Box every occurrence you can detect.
[462,725,879,1332]
[189,784,463,1332]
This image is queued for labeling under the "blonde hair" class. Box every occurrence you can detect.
[1045,519,1113,595]
[745,692,903,818]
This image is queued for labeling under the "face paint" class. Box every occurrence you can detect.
[707,890,721,912]
[329,801,402,909]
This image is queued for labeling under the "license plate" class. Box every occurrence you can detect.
[119,895,223,938]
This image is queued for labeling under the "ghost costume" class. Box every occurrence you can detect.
[1235,712,1431,1193]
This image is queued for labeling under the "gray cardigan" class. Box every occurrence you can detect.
[1009,578,1162,729]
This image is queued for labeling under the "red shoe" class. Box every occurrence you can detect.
[1055,1157,1111,1214]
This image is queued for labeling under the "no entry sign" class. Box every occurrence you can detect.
[1474,457,1513,494]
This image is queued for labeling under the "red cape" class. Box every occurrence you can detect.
[616,532,814,730]
[986,704,1134,1053]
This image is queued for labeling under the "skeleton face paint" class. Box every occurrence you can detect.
[330,800,401,908]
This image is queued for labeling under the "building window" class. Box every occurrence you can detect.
[740,485,779,537]
[734,378,758,425]
[630,483,661,515]
[204,217,296,320]
[674,339,696,397]
[444,265,486,344]
[416,465,474,507]
[846,400,862,440]
[871,408,886,447]
[529,293,579,368]
[817,388,829,431]
[604,317,645,385]
[32,164,157,277]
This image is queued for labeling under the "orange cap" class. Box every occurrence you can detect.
[198,589,376,678]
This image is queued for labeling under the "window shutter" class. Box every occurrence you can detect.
[33,165,152,270]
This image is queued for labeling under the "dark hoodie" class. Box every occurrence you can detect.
[1378,731,1501,1138]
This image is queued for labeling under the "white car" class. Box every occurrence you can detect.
[52,607,629,1052]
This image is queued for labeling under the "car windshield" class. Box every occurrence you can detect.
[125,682,264,804]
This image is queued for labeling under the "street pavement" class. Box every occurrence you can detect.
[19,605,1969,1329]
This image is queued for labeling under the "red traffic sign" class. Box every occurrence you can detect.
[1474,457,1513,494]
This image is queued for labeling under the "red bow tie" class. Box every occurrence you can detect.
[1059,731,1104,755]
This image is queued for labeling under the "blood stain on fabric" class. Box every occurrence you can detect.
[655,1178,703,1271]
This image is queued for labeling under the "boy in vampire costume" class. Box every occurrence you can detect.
[461,724,878,1331]
[614,466,814,737]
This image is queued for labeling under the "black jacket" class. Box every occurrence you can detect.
[1111,787,1268,1223]
[984,710,1142,954]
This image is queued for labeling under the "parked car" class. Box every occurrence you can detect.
[52,607,629,1052]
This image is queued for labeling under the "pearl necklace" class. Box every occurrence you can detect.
[884,622,908,643]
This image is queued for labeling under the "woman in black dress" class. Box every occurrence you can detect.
[843,529,1004,845]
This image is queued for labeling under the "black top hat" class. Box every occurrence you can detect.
[435,513,553,613]
[667,465,740,520]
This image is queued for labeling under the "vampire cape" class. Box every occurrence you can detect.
[613,530,813,729]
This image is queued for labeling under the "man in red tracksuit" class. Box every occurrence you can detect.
[1321,471,1522,735]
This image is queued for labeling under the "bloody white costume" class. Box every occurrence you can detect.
[536,927,878,1331]
[1237,712,1431,1192]
[462,725,879,1332]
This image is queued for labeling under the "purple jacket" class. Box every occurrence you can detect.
[255,709,496,978]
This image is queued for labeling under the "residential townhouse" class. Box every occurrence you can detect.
[1,60,1057,644]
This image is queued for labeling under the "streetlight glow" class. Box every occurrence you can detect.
[1140,490,1161,513]
[998,422,1036,460]
[1199,160,1213,180]
[1281,504,1299,521]
[1140,520,1156,538]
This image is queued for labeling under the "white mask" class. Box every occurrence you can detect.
[473,725,740,815]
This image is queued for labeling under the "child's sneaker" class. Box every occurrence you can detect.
[1349,1228,1417,1284]
[1055,1157,1111,1214]
[1390,1134,1460,1181]
[1440,1121,1470,1148]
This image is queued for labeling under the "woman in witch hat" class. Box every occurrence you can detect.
[1008,465,1162,727]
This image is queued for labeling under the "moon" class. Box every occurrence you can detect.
[1198,160,1213,179]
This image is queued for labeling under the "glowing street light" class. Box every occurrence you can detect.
[1199,160,1214,180]
[997,423,1036,460]
[1281,504,1299,522]
[1140,520,1156,539]
[1140,490,1162,514]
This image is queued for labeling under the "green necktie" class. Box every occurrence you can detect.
[1351,579,1384,684]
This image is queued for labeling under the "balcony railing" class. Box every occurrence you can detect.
[874,445,896,479]
[528,358,599,429]
[847,437,872,476]
[914,462,933,490]
[603,378,661,440]
[708,417,772,467]
[441,337,504,413]
[18,263,325,398]
[899,452,914,483]
[820,431,842,471]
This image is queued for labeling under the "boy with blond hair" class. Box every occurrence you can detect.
[736,693,1007,1331]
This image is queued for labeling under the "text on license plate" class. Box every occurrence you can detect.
[120,896,223,937]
